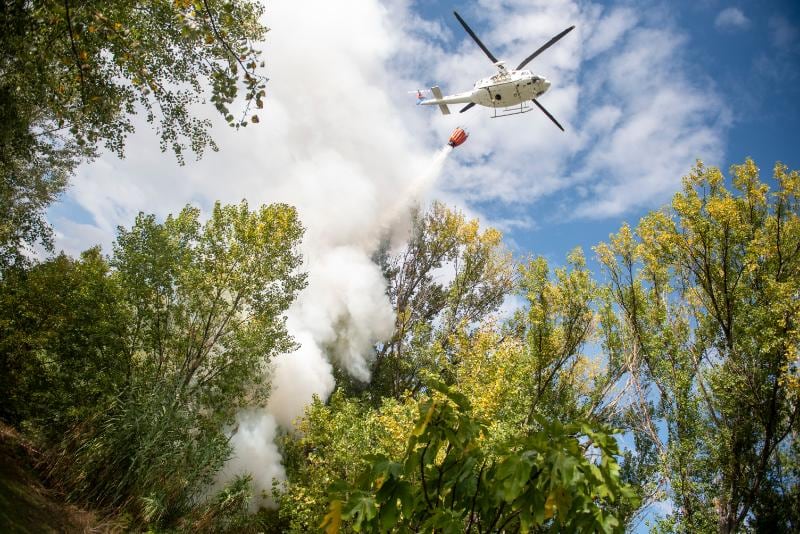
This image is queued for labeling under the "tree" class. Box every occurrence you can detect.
[275,392,417,531]
[0,0,269,267]
[110,200,306,416]
[322,380,638,533]
[0,248,129,432]
[596,160,800,532]
[443,249,603,437]
[14,200,307,527]
[509,248,600,425]
[369,203,515,400]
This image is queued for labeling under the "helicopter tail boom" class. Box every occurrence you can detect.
[419,86,474,115]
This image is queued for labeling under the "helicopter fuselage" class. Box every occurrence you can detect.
[472,69,551,107]
[419,67,551,112]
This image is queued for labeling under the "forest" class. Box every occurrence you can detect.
[1,1,799,533]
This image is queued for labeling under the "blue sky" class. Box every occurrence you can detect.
[411,0,799,267]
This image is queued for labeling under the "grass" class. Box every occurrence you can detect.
[0,422,115,533]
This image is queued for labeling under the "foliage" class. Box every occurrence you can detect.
[111,201,306,421]
[185,474,255,532]
[1,200,305,528]
[0,0,268,267]
[322,380,638,533]
[596,159,800,532]
[0,99,73,269]
[0,248,129,433]
[370,202,515,400]
[275,392,417,531]
[508,248,602,424]
[47,379,232,524]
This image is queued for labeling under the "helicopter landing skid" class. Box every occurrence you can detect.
[490,101,534,118]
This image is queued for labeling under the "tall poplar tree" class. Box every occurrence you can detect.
[597,160,800,532]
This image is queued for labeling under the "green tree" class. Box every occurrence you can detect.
[596,160,800,532]
[441,249,601,438]
[111,201,306,416]
[0,248,128,432]
[275,392,417,532]
[14,201,307,528]
[0,0,269,267]
[511,248,600,425]
[370,203,515,400]
[323,380,638,533]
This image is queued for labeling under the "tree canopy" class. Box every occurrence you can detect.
[595,160,800,532]
[0,0,269,267]
[1,159,798,533]
[323,380,638,534]
[1,200,305,528]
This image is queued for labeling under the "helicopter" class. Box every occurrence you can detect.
[417,11,574,131]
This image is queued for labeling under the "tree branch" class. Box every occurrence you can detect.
[466,459,486,533]
[63,0,86,105]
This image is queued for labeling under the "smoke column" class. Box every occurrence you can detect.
[50,0,462,511]
[380,145,453,231]
[216,146,455,510]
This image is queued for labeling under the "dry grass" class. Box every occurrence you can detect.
[0,422,125,533]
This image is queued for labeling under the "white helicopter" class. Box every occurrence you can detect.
[418,11,574,131]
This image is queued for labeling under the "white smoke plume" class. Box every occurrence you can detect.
[218,140,454,508]
[206,0,461,502]
[272,144,456,429]
[381,145,454,232]
[213,412,286,512]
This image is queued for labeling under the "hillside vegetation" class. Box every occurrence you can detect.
[1,162,798,532]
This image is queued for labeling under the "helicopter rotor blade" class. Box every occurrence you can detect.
[532,99,565,131]
[516,25,575,70]
[459,102,476,113]
[453,11,499,64]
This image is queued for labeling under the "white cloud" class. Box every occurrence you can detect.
[583,6,638,59]
[416,2,727,219]
[751,16,799,87]
[714,8,751,31]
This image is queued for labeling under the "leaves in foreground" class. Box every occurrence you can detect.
[323,379,638,533]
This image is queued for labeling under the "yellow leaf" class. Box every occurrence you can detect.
[412,400,437,437]
[320,500,342,534]
[544,492,557,519]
